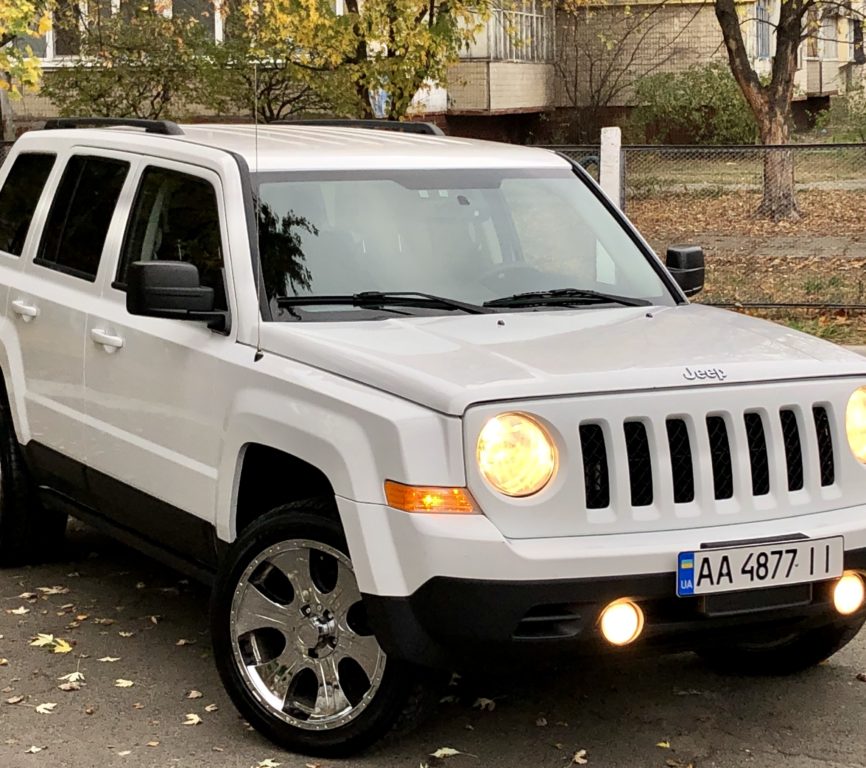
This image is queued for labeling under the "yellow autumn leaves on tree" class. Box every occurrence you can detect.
[0,0,50,95]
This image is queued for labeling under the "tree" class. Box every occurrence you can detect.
[712,0,840,220]
[556,0,701,142]
[0,0,49,95]
[236,0,492,120]
[41,4,210,119]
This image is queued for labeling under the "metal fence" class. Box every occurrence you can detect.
[542,142,866,344]
[0,141,10,166]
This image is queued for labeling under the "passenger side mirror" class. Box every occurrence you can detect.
[126,261,226,330]
[666,245,705,297]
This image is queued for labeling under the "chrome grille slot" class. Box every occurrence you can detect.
[744,412,770,496]
[780,408,804,491]
[624,421,653,507]
[813,406,835,487]
[706,416,734,500]
[666,418,695,503]
[579,423,609,509]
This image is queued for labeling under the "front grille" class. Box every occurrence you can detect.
[577,402,836,513]
[579,424,609,509]
[780,409,804,491]
[666,419,695,503]
[624,421,653,506]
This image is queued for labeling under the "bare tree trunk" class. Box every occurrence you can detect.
[758,110,799,221]
[0,90,15,142]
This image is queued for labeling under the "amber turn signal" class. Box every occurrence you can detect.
[384,481,478,514]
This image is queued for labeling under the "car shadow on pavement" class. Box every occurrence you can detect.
[1,520,864,768]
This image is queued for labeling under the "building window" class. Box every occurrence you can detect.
[756,0,771,59]
[488,0,554,63]
[822,15,838,60]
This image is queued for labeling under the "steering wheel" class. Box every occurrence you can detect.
[477,262,544,291]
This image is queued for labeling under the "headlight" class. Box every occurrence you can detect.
[477,412,557,496]
[847,387,866,463]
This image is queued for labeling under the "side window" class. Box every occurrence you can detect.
[118,167,227,310]
[36,155,130,281]
[0,153,56,257]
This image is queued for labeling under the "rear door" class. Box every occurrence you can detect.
[7,150,133,496]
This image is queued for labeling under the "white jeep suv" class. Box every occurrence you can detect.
[0,118,865,756]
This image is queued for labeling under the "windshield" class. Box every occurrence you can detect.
[254,168,676,320]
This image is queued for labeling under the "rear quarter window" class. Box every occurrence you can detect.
[0,153,56,257]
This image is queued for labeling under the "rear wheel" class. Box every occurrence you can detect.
[211,505,434,756]
[697,614,865,675]
[0,385,67,566]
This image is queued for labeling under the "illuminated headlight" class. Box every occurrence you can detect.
[846,387,866,463]
[476,413,557,496]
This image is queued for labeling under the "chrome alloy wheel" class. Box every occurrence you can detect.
[229,540,386,731]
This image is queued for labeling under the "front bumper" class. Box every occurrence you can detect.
[363,549,866,668]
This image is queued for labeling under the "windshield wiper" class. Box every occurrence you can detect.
[275,291,492,315]
[483,288,650,308]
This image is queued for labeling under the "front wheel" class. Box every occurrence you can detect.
[697,614,865,676]
[211,505,434,757]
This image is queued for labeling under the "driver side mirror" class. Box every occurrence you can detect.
[126,261,227,331]
[666,245,705,297]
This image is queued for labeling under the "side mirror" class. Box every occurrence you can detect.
[666,245,705,297]
[126,261,226,330]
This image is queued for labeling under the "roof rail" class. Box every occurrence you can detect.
[276,119,444,136]
[42,117,184,135]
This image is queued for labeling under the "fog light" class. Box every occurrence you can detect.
[599,599,644,646]
[833,572,865,615]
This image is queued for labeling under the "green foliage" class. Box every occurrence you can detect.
[0,0,50,95]
[632,63,758,145]
[812,89,866,143]
[41,5,212,119]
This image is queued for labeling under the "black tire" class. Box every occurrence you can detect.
[697,614,865,676]
[211,503,437,757]
[0,382,67,566]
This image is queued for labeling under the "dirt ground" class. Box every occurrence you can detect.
[2,521,866,768]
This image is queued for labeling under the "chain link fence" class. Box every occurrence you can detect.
[541,142,866,344]
[0,141,11,166]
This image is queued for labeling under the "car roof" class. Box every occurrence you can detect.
[17,123,570,173]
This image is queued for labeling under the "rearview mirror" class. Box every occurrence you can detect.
[126,261,226,330]
[666,245,705,297]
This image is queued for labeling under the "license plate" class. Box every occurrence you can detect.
[676,536,844,597]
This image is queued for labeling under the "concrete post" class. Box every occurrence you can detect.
[599,126,622,209]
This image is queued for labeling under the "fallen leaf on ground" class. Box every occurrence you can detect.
[25,746,44,754]
[58,682,80,692]
[186,690,203,699]
[118,631,135,638]
[58,672,84,683]
[84,707,95,715]
[52,638,73,654]
[0,659,7,667]
[430,747,464,759]
[114,679,135,688]
[473,697,495,711]
[18,592,37,600]
[35,702,57,714]
[657,741,671,749]
[38,586,69,595]
[8,607,29,615]
[856,672,866,682]
[183,713,203,726]
[6,696,24,705]
[536,716,548,727]
[146,741,159,747]
[150,616,159,625]
[573,750,588,765]
[98,656,120,663]
[254,760,281,768]
[117,750,131,756]
[30,634,55,647]
[94,618,115,626]
[132,703,144,710]
[205,703,218,712]
[176,639,195,646]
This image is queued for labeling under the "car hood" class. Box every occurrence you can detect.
[259,304,866,415]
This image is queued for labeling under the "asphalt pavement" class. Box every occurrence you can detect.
[2,520,866,768]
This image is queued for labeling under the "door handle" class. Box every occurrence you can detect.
[11,299,39,321]
[90,328,124,351]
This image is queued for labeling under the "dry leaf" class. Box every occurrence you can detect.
[473,697,496,711]
[0,659,7,667]
[115,679,135,688]
[205,703,219,712]
[58,672,84,683]
[183,713,203,726]
[98,656,120,663]
[6,695,24,705]
[536,716,548,727]
[9,606,29,615]
[94,618,115,626]
[58,682,80,692]
[53,638,73,654]
[186,690,203,699]
[38,586,69,595]
[430,747,463,759]
[176,639,195,646]
[573,749,588,765]
[118,631,135,638]
[30,633,55,647]
[118,750,131,756]
[35,702,57,714]
[254,761,281,768]
[146,741,159,747]
[18,592,37,600]
[856,672,866,682]
[657,741,672,749]
[85,707,95,715]
[25,746,44,754]
[136,582,146,589]
[150,616,159,625]
[132,702,144,710]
